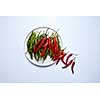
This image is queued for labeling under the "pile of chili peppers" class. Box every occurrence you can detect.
[27,31,77,74]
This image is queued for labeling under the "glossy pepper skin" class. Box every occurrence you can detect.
[33,39,42,52]
[66,53,73,64]
[41,46,47,57]
[71,61,75,74]
[33,37,46,53]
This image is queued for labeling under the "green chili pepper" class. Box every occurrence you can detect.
[33,38,37,61]
[38,50,42,61]
[27,31,36,59]
[57,35,61,50]
[48,49,53,59]
[36,31,41,41]
[27,32,35,50]
[36,50,41,61]
[34,53,38,61]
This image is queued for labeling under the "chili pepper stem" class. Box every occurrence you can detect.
[72,53,79,56]
[62,48,67,52]
[73,57,76,61]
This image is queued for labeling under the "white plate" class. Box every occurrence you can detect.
[24,27,62,67]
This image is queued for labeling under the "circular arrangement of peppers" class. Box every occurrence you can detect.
[27,29,77,74]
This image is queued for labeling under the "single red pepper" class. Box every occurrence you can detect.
[71,61,75,74]
[66,53,73,64]
[40,46,47,57]
[33,39,42,53]
[51,37,57,55]
[41,39,49,57]
[54,36,59,53]
[62,57,75,69]
[42,38,49,47]
[33,37,46,53]
[48,37,55,59]
[48,37,51,50]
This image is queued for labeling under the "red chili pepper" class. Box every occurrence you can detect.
[71,61,75,74]
[48,37,53,51]
[52,37,56,54]
[66,53,73,63]
[67,57,76,66]
[62,60,73,69]
[66,53,78,63]
[48,37,51,50]
[67,60,73,66]
[53,51,63,61]
[33,39,42,53]
[42,38,49,47]
[61,52,69,65]
[48,37,53,52]
[53,55,59,61]
[40,39,49,57]
[56,53,66,65]
[53,52,60,60]
[61,53,67,65]
[62,57,75,69]
[53,50,64,61]
[59,53,66,59]
[54,36,58,53]
[33,37,46,53]
[40,46,47,57]
[55,53,64,61]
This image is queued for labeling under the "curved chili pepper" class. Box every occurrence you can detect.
[42,38,49,47]
[56,53,66,65]
[61,51,69,65]
[41,46,47,57]
[52,37,56,54]
[62,60,73,69]
[33,39,42,53]
[61,53,67,65]
[33,37,46,53]
[66,53,78,63]
[62,57,75,69]
[48,37,52,50]
[50,41,55,55]
[71,61,75,74]
[53,52,60,61]
[54,36,58,53]
[40,39,48,57]
[53,50,63,61]
[66,53,73,63]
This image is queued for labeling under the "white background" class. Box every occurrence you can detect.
[0,0,100,100]
[0,16,100,82]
